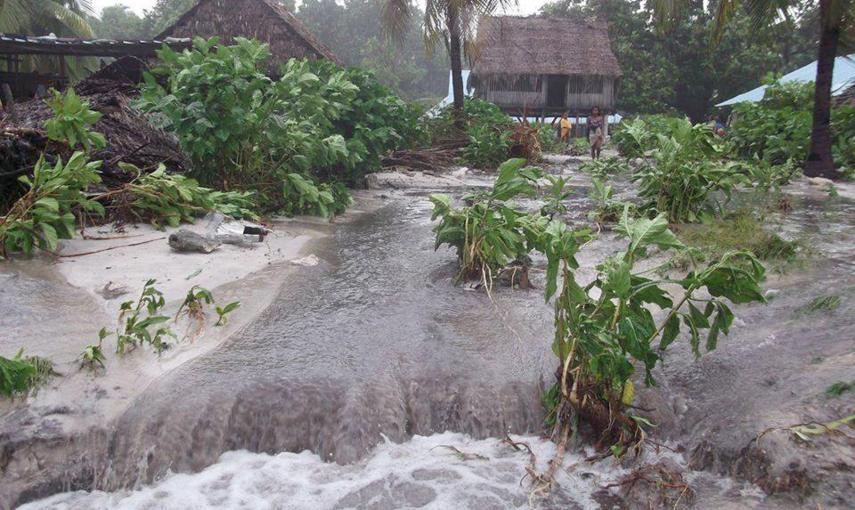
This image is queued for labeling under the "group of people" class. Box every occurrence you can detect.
[558,106,605,160]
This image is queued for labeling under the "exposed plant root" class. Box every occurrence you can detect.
[602,462,695,509]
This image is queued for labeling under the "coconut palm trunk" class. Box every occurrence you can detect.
[447,5,466,130]
[804,0,840,179]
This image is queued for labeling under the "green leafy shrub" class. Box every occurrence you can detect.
[138,37,419,216]
[729,81,855,170]
[567,137,590,156]
[430,158,548,284]
[428,98,515,168]
[537,210,766,446]
[611,115,683,158]
[0,152,104,257]
[587,178,636,224]
[632,119,746,222]
[44,88,106,152]
[280,173,352,218]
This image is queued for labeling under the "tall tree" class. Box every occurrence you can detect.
[297,0,448,99]
[380,0,514,128]
[88,4,145,39]
[656,0,849,178]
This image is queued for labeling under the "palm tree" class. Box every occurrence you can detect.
[380,0,514,129]
[655,0,851,179]
[0,0,94,36]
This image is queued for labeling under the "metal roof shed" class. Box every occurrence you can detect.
[717,54,855,106]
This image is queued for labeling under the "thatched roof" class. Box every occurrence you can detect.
[156,0,341,67]
[471,16,621,78]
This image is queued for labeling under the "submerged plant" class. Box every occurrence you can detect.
[80,328,109,370]
[537,208,766,453]
[116,279,174,355]
[430,158,548,286]
[0,349,57,397]
[215,301,241,327]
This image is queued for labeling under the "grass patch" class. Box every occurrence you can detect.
[826,381,854,397]
[674,210,800,265]
[795,295,842,316]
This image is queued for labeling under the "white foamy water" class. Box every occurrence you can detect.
[21,432,647,510]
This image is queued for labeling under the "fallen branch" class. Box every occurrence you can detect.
[56,236,166,257]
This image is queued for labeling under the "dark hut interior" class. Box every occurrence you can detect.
[0,35,190,101]
[470,16,622,117]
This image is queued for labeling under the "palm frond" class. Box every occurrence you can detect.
[381,0,413,44]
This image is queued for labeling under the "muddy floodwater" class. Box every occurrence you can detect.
[3,159,854,509]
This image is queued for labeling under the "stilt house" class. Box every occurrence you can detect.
[470,16,621,116]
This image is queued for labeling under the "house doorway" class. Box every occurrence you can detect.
[546,75,567,109]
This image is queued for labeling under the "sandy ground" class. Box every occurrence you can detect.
[0,194,390,433]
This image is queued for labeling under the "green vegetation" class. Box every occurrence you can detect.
[44,88,106,153]
[109,163,258,227]
[429,159,547,285]
[138,37,420,215]
[428,98,515,168]
[795,294,842,316]
[0,153,104,257]
[826,381,854,397]
[580,156,630,179]
[675,211,800,264]
[114,279,174,355]
[632,119,746,223]
[587,178,636,225]
[0,349,57,398]
[539,209,766,448]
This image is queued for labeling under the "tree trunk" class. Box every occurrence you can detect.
[805,0,839,179]
[447,6,465,130]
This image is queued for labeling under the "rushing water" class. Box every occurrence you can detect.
[12,164,855,509]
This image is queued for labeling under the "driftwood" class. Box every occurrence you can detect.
[381,140,466,171]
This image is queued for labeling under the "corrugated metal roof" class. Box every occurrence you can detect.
[0,33,191,57]
[717,54,855,106]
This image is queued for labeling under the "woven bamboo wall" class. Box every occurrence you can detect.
[476,73,617,113]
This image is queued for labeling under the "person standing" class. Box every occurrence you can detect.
[587,106,605,159]
[559,112,572,144]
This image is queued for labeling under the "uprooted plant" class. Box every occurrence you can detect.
[102,163,258,227]
[0,152,104,258]
[430,158,548,287]
[534,208,766,488]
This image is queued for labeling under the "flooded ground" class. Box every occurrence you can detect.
[3,158,854,509]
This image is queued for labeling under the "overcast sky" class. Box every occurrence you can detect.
[91,0,549,17]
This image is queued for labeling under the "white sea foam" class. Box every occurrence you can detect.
[22,432,640,510]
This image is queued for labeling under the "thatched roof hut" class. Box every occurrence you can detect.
[470,16,621,115]
[156,0,341,69]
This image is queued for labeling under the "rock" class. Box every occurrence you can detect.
[168,230,220,253]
